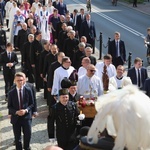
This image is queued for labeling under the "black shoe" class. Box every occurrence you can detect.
[5,97,8,102]
[6,29,10,32]
[36,88,41,92]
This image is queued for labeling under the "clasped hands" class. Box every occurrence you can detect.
[7,63,13,67]
[16,109,27,116]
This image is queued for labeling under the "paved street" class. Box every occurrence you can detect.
[0,0,150,150]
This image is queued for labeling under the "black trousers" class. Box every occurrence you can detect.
[87,37,95,54]
[112,56,124,68]
[13,119,32,150]
[4,71,14,97]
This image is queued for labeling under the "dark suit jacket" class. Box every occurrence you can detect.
[76,14,86,36]
[56,3,67,15]
[127,67,148,89]
[108,39,126,64]
[52,1,58,8]
[144,78,150,97]
[10,82,37,113]
[0,51,18,75]
[80,20,96,41]
[8,86,34,124]
[25,82,37,113]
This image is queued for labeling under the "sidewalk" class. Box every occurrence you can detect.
[0,54,51,150]
[119,0,150,16]
[0,1,150,150]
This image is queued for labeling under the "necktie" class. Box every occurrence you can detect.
[19,89,23,109]
[116,41,119,57]
[137,69,141,87]
[73,15,75,24]
[81,15,84,21]
[8,52,11,61]
[88,21,90,28]
[102,65,109,91]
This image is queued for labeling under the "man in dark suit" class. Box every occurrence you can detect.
[56,0,67,16]
[52,0,59,8]
[70,9,78,31]
[108,32,126,68]
[127,57,148,90]
[8,72,34,150]
[0,43,18,100]
[76,8,85,38]
[80,13,96,54]
[144,78,150,97]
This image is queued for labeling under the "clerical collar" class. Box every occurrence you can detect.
[116,76,123,80]
[61,65,69,70]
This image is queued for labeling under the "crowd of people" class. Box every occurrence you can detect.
[0,0,150,149]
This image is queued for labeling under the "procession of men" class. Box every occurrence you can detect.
[0,0,150,149]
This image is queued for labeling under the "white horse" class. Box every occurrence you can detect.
[87,85,150,150]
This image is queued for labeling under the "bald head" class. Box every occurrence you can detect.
[44,146,63,150]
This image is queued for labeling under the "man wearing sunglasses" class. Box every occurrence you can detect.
[77,64,103,99]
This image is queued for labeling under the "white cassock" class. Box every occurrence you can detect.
[77,74,103,99]
[32,2,40,11]
[46,5,55,15]
[109,76,132,91]
[8,6,19,43]
[78,66,98,77]
[51,66,75,95]
[39,10,50,41]
[5,1,13,20]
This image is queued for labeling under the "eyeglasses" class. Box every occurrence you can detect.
[89,70,96,73]
[65,61,71,63]
[16,80,23,82]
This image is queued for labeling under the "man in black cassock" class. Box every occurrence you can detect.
[42,44,58,81]
[73,42,85,70]
[0,24,6,55]
[63,30,79,62]
[22,34,35,83]
[39,40,50,100]
[30,31,43,91]
[57,22,68,52]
